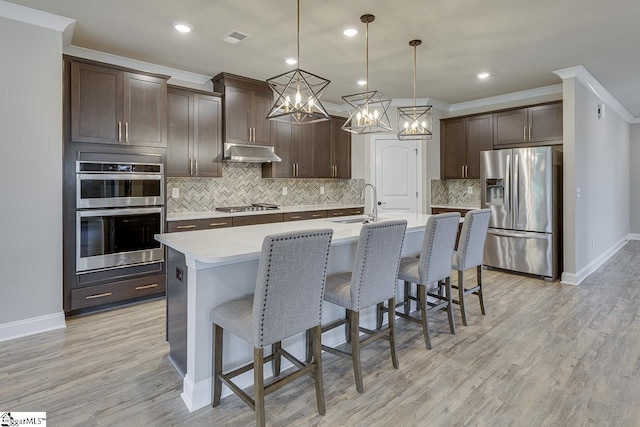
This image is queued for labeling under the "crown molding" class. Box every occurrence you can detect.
[632,118,640,124]
[63,45,212,86]
[553,65,635,123]
[448,84,563,113]
[391,98,451,111]
[0,0,75,44]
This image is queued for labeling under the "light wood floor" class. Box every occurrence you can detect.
[3,241,640,426]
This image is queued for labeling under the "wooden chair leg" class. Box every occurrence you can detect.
[418,285,432,350]
[388,298,399,368]
[404,281,411,316]
[305,330,312,363]
[311,325,326,415]
[477,265,486,315]
[272,341,282,376]
[446,277,456,335]
[376,302,384,330]
[212,324,223,407]
[458,270,468,326]
[345,309,352,343]
[350,310,364,393]
[254,347,265,427]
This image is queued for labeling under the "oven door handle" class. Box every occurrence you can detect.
[77,207,163,218]
[77,173,163,181]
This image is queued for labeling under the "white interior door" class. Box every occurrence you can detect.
[373,138,420,214]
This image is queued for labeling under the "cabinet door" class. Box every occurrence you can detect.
[262,121,294,178]
[314,120,333,178]
[332,117,351,179]
[71,62,123,144]
[528,103,563,142]
[494,108,528,145]
[465,114,494,179]
[194,94,222,177]
[294,124,315,177]
[252,90,274,145]
[123,73,167,147]
[440,118,466,179]
[224,86,250,143]
[166,88,193,176]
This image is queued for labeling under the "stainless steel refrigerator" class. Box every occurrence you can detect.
[480,146,562,280]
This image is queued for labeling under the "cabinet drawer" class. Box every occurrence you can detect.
[71,273,166,310]
[431,207,473,216]
[328,207,364,217]
[167,217,232,232]
[232,213,283,227]
[283,210,328,221]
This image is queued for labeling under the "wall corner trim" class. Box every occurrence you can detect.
[0,312,66,343]
[448,84,563,113]
[553,65,635,123]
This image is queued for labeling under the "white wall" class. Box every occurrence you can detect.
[630,123,640,234]
[563,77,630,280]
[0,16,65,336]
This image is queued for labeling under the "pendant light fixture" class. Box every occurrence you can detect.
[342,14,392,134]
[397,40,432,140]
[266,0,330,125]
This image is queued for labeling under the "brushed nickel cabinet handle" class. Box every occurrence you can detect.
[118,121,122,142]
[312,214,323,217]
[290,215,302,219]
[195,159,198,175]
[523,126,526,141]
[461,165,464,177]
[351,211,361,214]
[86,292,112,300]
[209,222,228,227]
[136,284,159,290]
[189,158,193,175]
[292,163,295,176]
[529,126,531,141]
[176,224,197,230]
[125,121,129,143]
[333,212,344,216]
[465,165,468,177]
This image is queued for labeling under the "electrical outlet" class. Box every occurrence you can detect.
[282,186,288,196]
[592,240,595,250]
[171,188,180,198]
[467,186,474,195]
[576,187,581,198]
[320,186,325,195]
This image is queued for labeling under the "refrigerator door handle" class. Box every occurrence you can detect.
[487,229,548,240]
[513,154,519,226]
[505,154,511,222]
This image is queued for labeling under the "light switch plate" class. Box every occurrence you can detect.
[171,188,180,198]
[320,186,325,195]
[282,186,288,196]
[467,186,473,195]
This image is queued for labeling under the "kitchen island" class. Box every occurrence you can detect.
[155,212,434,412]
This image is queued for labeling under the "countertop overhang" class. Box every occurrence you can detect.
[167,204,365,221]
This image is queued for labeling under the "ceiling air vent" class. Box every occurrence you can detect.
[220,30,250,45]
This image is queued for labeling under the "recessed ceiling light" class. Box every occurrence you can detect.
[173,23,192,33]
[285,58,297,65]
[477,72,490,79]
[343,28,358,37]
[357,80,367,86]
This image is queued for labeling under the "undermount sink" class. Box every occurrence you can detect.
[327,215,386,224]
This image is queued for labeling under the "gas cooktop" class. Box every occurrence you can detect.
[216,203,280,213]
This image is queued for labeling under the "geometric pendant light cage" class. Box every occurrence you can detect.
[397,39,432,140]
[342,14,393,134]
[266,0,331,125]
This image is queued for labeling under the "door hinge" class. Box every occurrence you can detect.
[414,148,418,154]
[416,191,418,197]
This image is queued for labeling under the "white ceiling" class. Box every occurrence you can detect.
[8,0,640,116]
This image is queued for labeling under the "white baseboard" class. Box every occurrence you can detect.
[627,233,640,241]
[0,312,66,343]
[561,237,628,286]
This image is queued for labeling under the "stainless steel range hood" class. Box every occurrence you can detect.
[223,143,282,163]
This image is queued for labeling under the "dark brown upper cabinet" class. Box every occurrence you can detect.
[166,87,222,177]
[70,60,167,147]
[315,117,351,179]
[212,73,273,145]
[440,114,493,179]
[263,116,351,179]
[494,101,562,146]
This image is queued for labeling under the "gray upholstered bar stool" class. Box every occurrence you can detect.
[449,209,491,326]
[391,213,460,349]
[321,219,407,393]
[210,229,333,427]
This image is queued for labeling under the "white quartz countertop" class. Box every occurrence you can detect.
[166,204,365,221]
[430,205,480,210]
[156,212,430,269]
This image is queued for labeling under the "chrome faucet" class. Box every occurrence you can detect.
[362,183,378,222]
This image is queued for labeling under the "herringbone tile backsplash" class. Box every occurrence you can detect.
[167,163,365,213]
[431,179,481,207]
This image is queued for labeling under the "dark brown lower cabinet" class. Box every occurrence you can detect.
[232,213,284,227]
[166,217,232,232]
[283,210,328,221]
[327,207,364,217]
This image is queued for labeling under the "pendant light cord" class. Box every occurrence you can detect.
[365,21,369,92]
[413,44,417,105]
[297,0,300,67]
